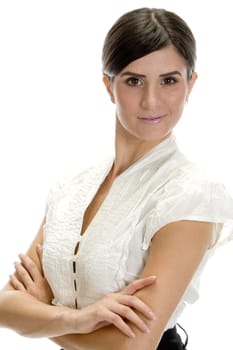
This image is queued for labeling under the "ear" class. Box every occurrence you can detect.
[103,74,115,103]
[186,72,198,101]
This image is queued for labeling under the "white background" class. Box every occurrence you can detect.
[0,0,233,348]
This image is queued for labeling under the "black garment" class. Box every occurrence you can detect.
[157,324,188,349]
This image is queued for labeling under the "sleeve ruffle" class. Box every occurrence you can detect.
[142,177,233,250]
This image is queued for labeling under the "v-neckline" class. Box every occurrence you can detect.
[73,157,115,255]
[73,134,177,254]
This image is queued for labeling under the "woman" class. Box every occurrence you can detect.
[1,7,233,350]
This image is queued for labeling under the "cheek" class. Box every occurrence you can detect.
[168,89,187,113]
[114,88,134,113]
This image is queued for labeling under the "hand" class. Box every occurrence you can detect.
[66,276,157,337]
[10,244,53,304]
[11,249,157,337]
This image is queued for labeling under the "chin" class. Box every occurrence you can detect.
[136,131,171,143]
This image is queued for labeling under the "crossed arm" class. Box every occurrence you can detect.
[50,220,213,350]
[0,218,155,339]
[0,218,214,350]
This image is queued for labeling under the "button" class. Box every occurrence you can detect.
[74,279,77,291]
[75,297,78,309]
[73,261,76,274]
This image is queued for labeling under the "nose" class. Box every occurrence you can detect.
[140,85,162,111]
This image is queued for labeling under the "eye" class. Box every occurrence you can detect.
[126,77,142,86]
[161,77,177,85]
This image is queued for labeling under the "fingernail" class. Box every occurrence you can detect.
[149,311,156,320]
[128,330,135,338]
[143,324,151,333]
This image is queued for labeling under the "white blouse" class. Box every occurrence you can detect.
[43,134,233,331]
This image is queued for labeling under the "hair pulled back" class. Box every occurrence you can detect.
[102,7,196,79]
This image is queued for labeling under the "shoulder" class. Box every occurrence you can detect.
[46,167,93,200]
[155,158,232,221]
[143,153,233,249]
[158,148,228,197]
[45,156,113,208]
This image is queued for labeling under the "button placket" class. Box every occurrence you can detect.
[72,239,81,309]
[72,258,79,309]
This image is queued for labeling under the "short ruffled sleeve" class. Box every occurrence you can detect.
[44,176,71,216]
[44,168,93,217]
[142,176,233,250]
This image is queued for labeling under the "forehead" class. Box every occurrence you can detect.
[120,45,187,76]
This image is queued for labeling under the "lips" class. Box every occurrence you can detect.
[138,115,166,124]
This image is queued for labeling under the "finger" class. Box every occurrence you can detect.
[36,244,43,264]
[111,303,151,334]
[19,254,42,282]
[9,273,26,291]
[103,310,136,338]
[122,276,156,295]
[116,294,156,320]
[14,261,33,286]
[36,245,45,277]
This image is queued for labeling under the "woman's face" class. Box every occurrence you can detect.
[103,45,197,145]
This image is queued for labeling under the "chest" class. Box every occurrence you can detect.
[43,177,153,307]
[80,176,113,236]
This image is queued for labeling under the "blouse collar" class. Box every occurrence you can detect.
[114,133,178,179]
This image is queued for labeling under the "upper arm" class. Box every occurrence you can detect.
[55,220,214,350]
[25,217,45,271]
[2,217,45,291]
[128,220,213,348]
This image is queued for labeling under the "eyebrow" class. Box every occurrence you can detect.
[120,70,182,78]
[120,71,146,78]
[160,70,182,77]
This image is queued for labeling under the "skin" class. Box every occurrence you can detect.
[104,44,197,178]
[0,220,156,338]
[1,45,214,349]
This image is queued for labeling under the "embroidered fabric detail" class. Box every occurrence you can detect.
[42,134,233,330]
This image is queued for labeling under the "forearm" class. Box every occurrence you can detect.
[0,290,70,338]
[51,318,159,350]
[51,326,136,350]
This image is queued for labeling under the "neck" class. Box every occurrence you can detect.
[110,123,171,180]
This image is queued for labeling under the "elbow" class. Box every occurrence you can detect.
[16,327,42,338]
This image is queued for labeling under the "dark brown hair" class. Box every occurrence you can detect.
[102,7,196,80]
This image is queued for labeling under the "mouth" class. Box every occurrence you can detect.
[138,115,166,125]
